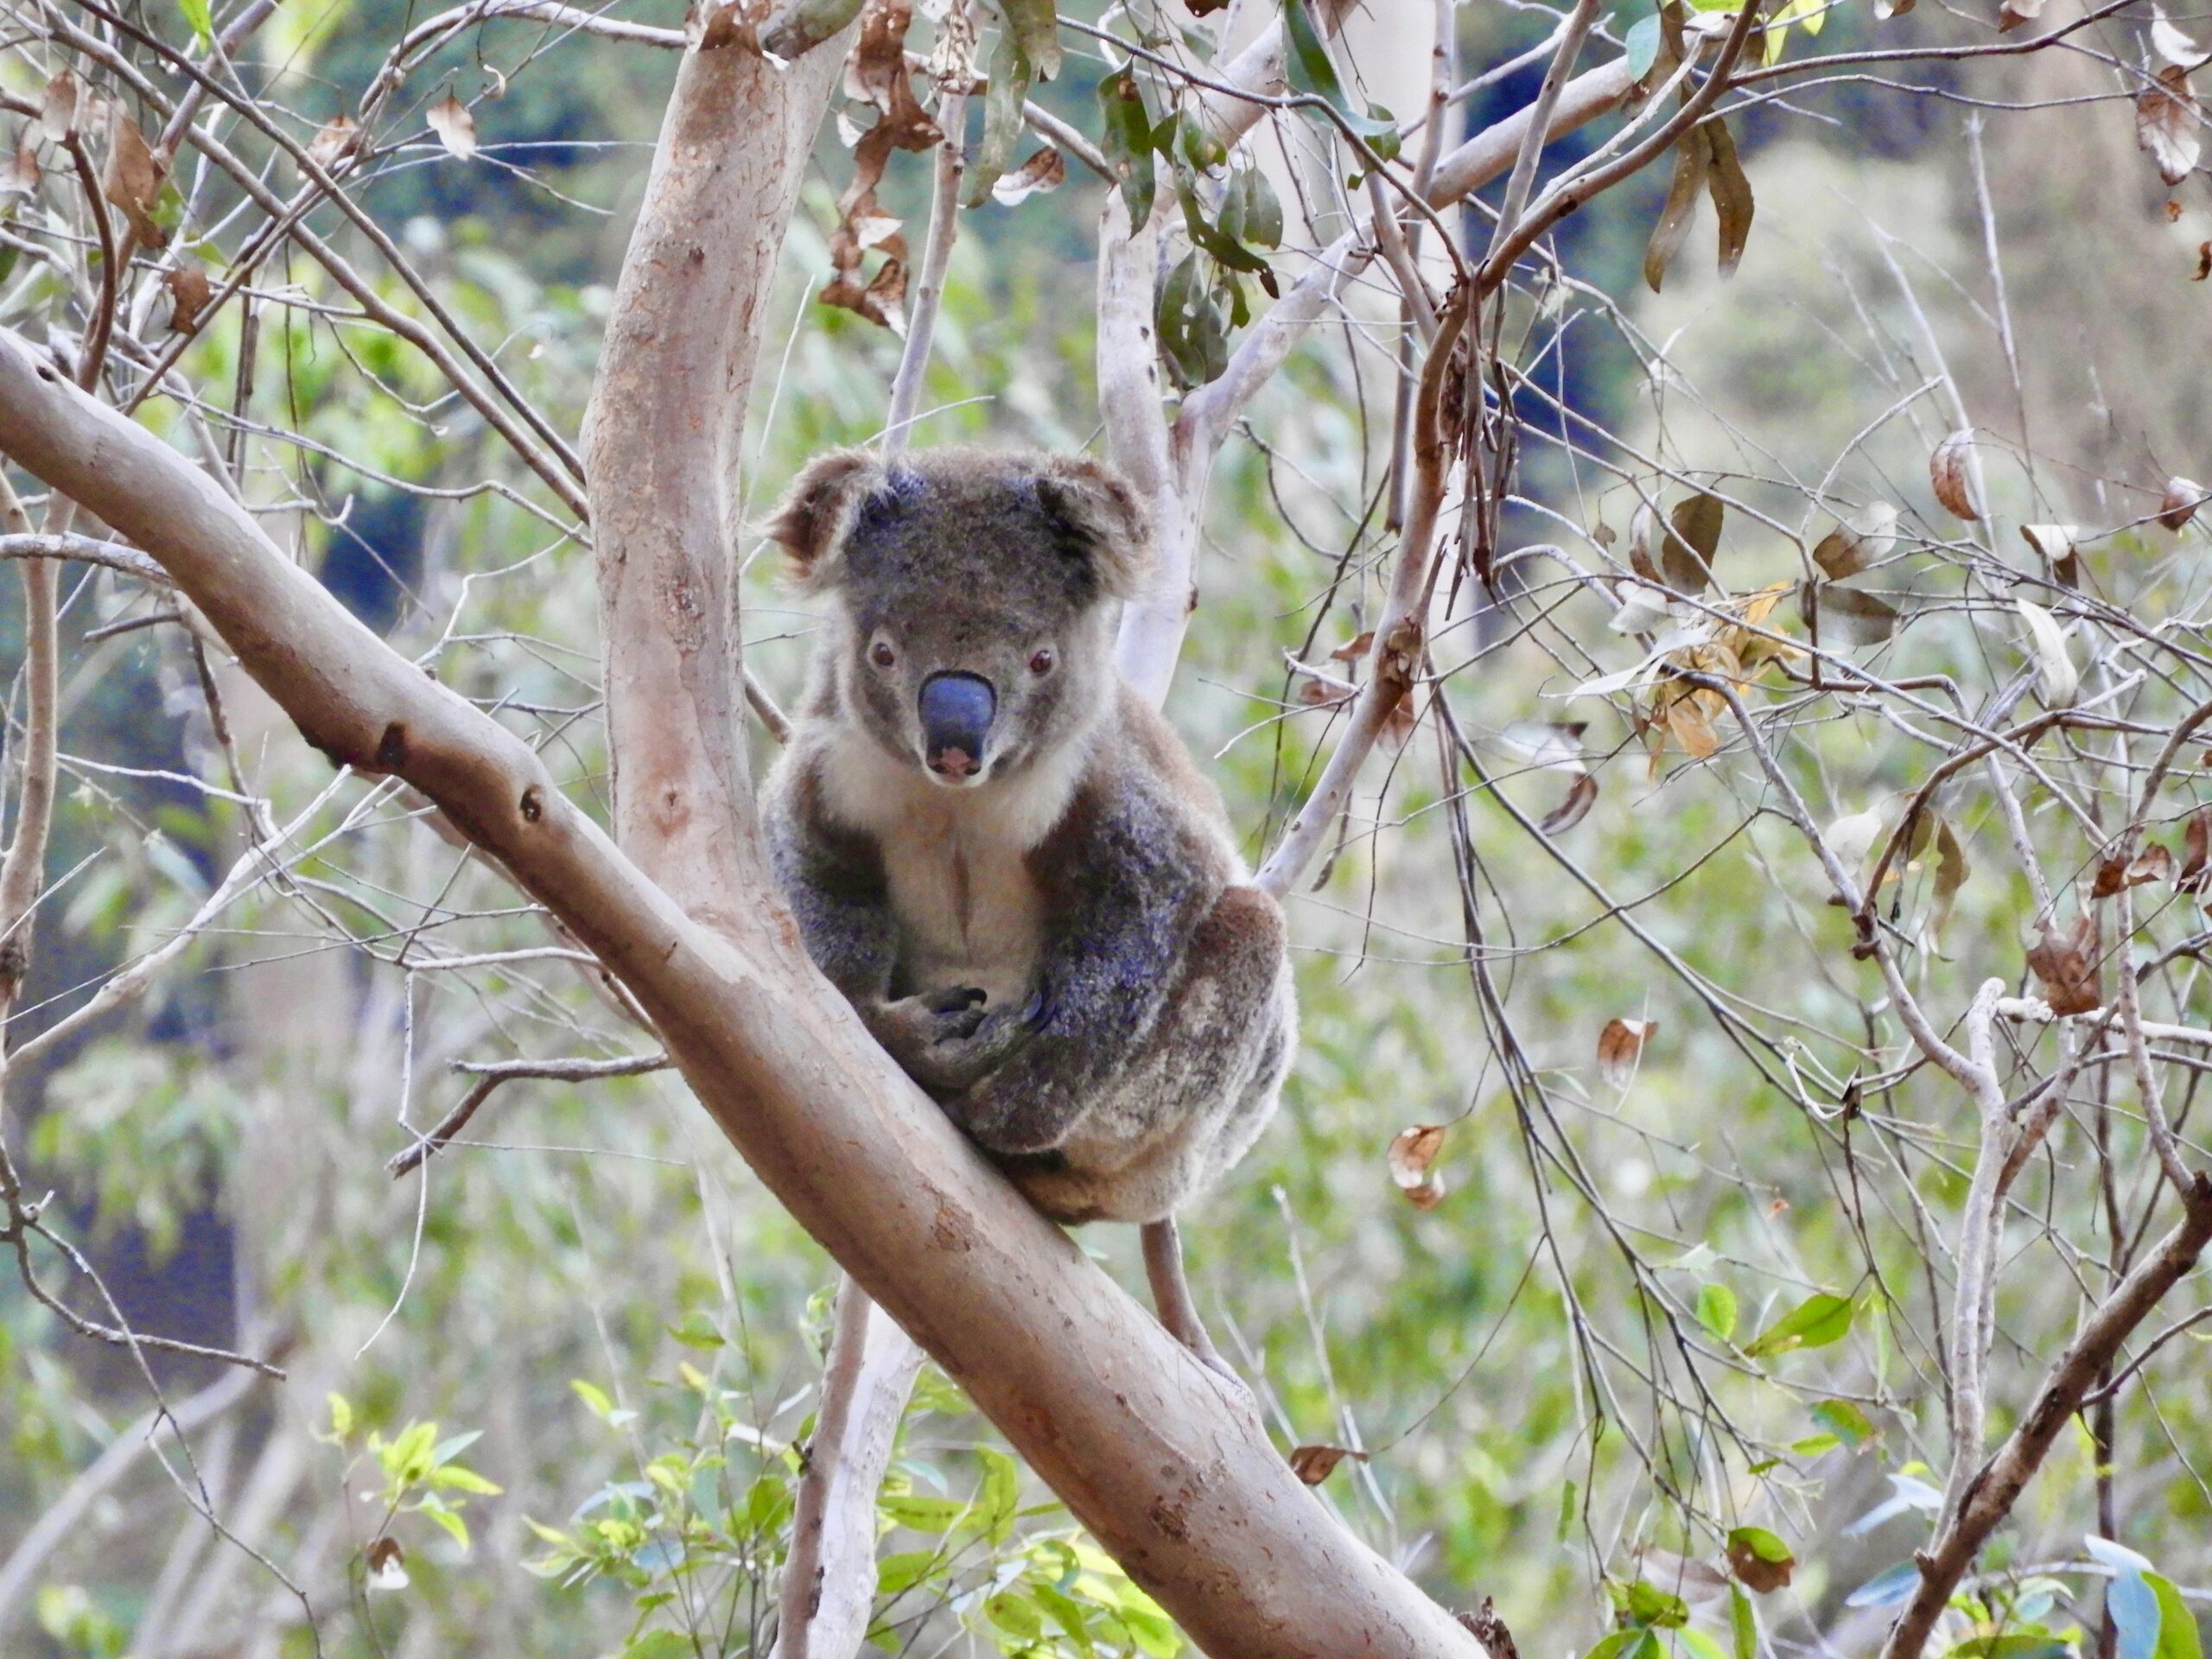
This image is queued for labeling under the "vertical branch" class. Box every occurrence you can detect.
[580,31,853,940]
[884,88,967,449]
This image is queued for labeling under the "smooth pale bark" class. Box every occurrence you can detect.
[0,327,1480,1659]
[579,35,849,939]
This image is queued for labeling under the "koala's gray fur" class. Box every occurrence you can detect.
[758,447,1295,1230]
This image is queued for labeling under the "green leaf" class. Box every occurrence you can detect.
[666,1311,725,1349]
[1281,0,1399,146]
[1624,12,1662,77]
[2149,1573,2204,1659]
[620,1634,692,1659]
[963,31,1035,207]
[1696,1282,1738,1343]
[1557,1478,1580,1541]
[1744,1289,1859,1359]
[327,1392,355,1440]
[999,0,1060,79]
[877,1548,946,1599]
[1221,167,1283,250]
[427,1463,502,1495]
[1643,125,1710,294]
[1678,1632,1728,1659]
[572,1379,616,1420]
[985,1590,1046,1639]
[1730,1586,1756,1659]
[418,1497,472,1550]
[1703,118,1753,277]
[1097,72,1156,232]
[1788,1433,1841,1456]
[1811,1399,1878,1446]
[880,1493,969,1534]
[178,0,212,44]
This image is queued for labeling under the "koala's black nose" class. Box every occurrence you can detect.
[918,672,995,779]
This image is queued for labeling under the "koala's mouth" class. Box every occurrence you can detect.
[918,672,997,786]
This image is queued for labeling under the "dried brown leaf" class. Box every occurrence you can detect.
[2196,241,2212,281]
[1875,0,1914,16]
[1288,1444,1369,1484]
[1387,1124,1445,1187]
[101,108,168,250]
[1997,0,2044,30]
[2138,63,2201,188]
[428,92,479,162]
[1664,491,1725,593]
[1330,631,1375,663]
[1541,772,1599,835]
[822,0,942,335]
[1643,124,1710,294]
[991,145,1065,206]
[307,114,361,174]
[1929,429,1982,521]
[1812,500,1898,579]
[1726,1533,1796,1593]
[163,261,212,333]
[2177,806,2210,892]
[2092,842,2173,897]
[2025,912,2101,1017]
[1704,117,1754,277]
[1597,1017,1656,1088]
[2,124,36,200]
[38,71,80,145]
[2159,476,2205,531]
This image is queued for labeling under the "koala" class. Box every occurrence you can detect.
[758,446,1294,1370]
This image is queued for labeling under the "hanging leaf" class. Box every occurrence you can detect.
[1743,1288,1859,1358]
[428,92,479,161]
[1725,1528,1796,1593]
[1156,251,1227,388]
[991,144,1065,205]
[2093,842,2173,897]
[307,113,361,174]
[1000,0,1061,81]
[823,0,940,330]
[1387,1124,1447,1209]
[2025,911,2101,1016]
[1704,117,1754,276]
[38,71,80,145]
[2138,63,2201,188]
[1643,124,1710,293]
[2177,807,2209,893]
[1811,582,1903,646]
[1624,12,1664,79]
[1695,1282,1738,1342]
[1929,429,1982,521]
[2016,598,2079,706]
[1663,491,1725,592]
[179,0,213,43]
[1812,500,1899,578]
[1929,816,1969,932]
[1281,0,1401,150]
[163,260,212,333]
[963,29,1033,207]
[101,107,170,249]
[1219,166,1283,250]
[1096,71,1156,232]
[2158,476,2204,531]
[1288,1443,1368,1484]
[1542,772,1600,834]
[1997,0,2044,29]
[1597,1017,1656,1088]
[2020,522,2080,586]
[2,124,36,200]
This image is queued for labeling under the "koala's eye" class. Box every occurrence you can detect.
[1028,647,1056,677]
[869,639,897,669]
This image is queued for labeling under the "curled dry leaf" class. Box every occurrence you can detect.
[1541,771,1599,835]
[990,145,1065,206]
[2025,912,2101,1017]
[307,114,361,175]
[163,261,213,333]
[1812,500,1899,579]
[1827,806,1885,874]
[821,0,943,335]
[1664,491,1725,593]
[101,108,169,249]
[365,1534,410,1592]
[1288,1444,1369,1484]
[1643,124,1710,294]
[1876,0,1915,17]
[1928,816,1969,934]
[428,92,479,162]
[1704,117,1754,278]
[1997,0,2044,30]
[2020,522,2081,587]
[1597,1017,1656,1089]
[1330,630,1375,664]
[1387,1124,1446,1208]
[38,71,79,145]
[2159,476,2205,531]
[2,124,36,200]
[2015,598,2079,707]
[1628,500,1662,583]
[2177,806,2209,893]
[2152,9,2211,67]
[1808,582,1903,646]
[2137,63,2201,188]
[2091,842,2172,898]
[2196,241,2211,281]
[1929,429,1982,521]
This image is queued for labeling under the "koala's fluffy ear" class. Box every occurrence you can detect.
[1035,455,1154,600]
[761,448,883,588]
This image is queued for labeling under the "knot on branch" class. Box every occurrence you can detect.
[0,936,29,999]
[1458,1598,1521,1659]
[1377,617,1424,703]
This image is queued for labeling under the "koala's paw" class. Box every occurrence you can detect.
[864,988,987,1074]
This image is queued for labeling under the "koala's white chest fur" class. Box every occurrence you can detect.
[819,728,1087,1007]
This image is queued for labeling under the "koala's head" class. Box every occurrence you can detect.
[765,447,1151,790]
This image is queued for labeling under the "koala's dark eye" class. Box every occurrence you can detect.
[1028,648,1056,677]
[869,639,897,669]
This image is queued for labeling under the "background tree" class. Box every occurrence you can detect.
[0,0,2208,1654]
